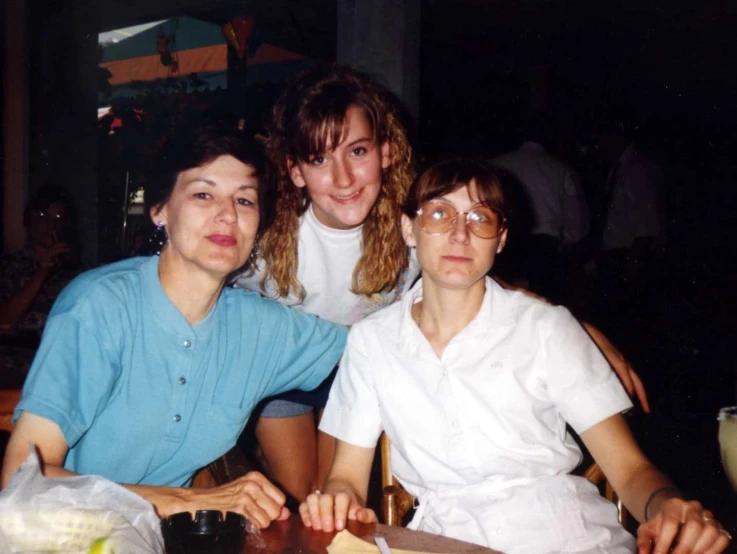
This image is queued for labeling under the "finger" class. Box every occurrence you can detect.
[298,501,312,527]
[243,471,287,506]
[630,370,651,413]
[278,506,290,521]
[653,517,681,554]
[690,522,723,554]
[333,493,351,530]
[356,508,378,524]
[243,481,285,522]
[238,493,272,529]
[670,518,705,554]
[318,492,336,532]
[703,531,731,554]
[637,523,656,554]
[304,492,323,530]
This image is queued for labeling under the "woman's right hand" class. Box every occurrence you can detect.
[298,490,377,532]
[186,471,290,529]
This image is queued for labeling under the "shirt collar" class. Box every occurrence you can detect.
[398,276,513,355]
[140,255,219,339]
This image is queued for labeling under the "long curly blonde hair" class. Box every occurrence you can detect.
[260,65,414,299]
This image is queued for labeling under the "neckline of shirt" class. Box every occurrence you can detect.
[304,204,364,242]
[399,277,511,358]
[140,255,219,340]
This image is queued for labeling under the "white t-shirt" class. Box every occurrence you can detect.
[235,205,421,326]
[320,277,635,554]
[493,141,589,245]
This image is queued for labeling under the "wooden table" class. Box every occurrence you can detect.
[242,516,500,553]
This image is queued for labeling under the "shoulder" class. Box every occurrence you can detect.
[494,283,575,333]
[51,257,149,318]
[221,285,311,327]
[351,300,403,338]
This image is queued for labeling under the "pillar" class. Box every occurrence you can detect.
[2,0,29,253]
[337,0,420,124]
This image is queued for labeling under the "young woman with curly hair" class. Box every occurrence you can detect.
[234,65,420,503]
[235,65,649,505]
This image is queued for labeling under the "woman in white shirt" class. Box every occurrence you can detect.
[300,159,730,554]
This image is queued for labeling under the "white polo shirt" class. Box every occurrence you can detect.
[320,277,635,553]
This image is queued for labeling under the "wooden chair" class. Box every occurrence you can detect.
[192,445,252,488]
[0,389,22,433]
[380,433,629,528]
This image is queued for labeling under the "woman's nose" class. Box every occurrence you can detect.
[449,213,471,243]
[331,158,353,188]
[217,200,237,224]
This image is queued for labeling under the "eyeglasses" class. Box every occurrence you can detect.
[416,200,506,239]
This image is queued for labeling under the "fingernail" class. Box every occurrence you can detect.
[336,519,344,529]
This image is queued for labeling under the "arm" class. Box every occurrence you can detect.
[581,321,650,413]
[0,244,72,333]
[298,439,377,532]
[581,414,729,554]
[2,412,289,528]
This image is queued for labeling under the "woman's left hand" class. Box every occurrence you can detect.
[636,498,731,554]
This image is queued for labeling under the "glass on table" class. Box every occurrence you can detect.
[718,406,737,492]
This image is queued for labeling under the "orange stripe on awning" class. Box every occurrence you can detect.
[101,44,227,85]
[100,43,306,86]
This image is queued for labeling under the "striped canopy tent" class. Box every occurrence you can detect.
[100,17,311,99]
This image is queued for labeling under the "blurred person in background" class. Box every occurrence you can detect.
[0,186,81,387]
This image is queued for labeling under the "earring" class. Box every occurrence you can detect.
[148,221,168,255]
[247,240,261,269]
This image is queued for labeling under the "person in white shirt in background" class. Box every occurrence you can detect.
[493,114,589,300]
[299,158,730,554]
[596,121,665,284]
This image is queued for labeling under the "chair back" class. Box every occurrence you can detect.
[380,432,629,528]
[0,389,22,433]
[191,446,251,489]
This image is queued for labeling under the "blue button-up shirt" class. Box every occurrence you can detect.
[15,256,347,487]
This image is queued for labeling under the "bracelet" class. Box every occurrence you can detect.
[643,486,683,521]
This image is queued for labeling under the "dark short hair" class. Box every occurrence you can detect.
[23,185,77,228]
[402,158,506,218]
[148,124,275,234]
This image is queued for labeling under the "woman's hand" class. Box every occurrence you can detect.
[636,498,731,554]
[582,322,651,413]
[298,490,377,532]
[36,242,72,270]
[185,471,289,528]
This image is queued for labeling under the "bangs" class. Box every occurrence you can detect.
[287,92,379,162]
[404,159,505,217]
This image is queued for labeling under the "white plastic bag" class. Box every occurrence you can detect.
[0,450,164,553]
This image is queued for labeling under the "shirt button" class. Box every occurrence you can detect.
[183,340,191,348]
[178,377,187,385]
[173,414,181,422]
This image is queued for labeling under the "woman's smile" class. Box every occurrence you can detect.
[207,234,237,247]
[330,189,363,203]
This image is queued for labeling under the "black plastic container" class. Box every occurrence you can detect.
[160,510,246,554]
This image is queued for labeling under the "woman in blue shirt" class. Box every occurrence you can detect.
[1,125,347,528]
